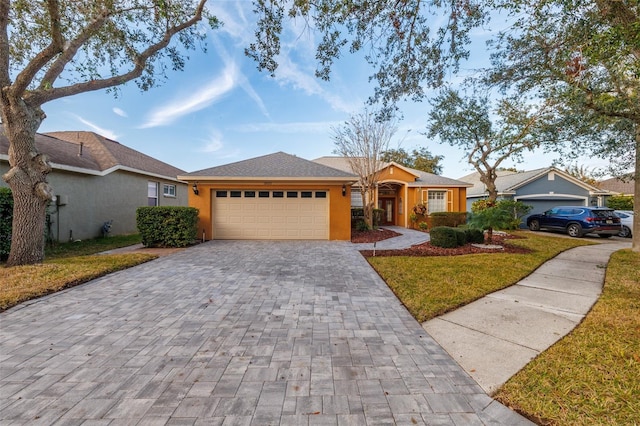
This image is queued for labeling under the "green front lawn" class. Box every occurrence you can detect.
[1,234,155,311]
[368,232,592,322]
[369,232,639,425]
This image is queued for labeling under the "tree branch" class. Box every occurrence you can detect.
[11,0,66,96]
[26,0,207,106]
[0,0,10,87]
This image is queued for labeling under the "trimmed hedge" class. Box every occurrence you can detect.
[430,225,484,248]
[429,212,467,228]
[136,206,198,248]
[0,187,13,260]
[430,226,461,248]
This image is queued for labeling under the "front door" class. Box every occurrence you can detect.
[379,198,395,226]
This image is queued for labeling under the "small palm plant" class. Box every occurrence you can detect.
[468,206,512,244]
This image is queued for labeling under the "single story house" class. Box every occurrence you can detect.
[1,127,187,242]
[178,152,357,240]
[313,156,471,227]
[460,167,614,219]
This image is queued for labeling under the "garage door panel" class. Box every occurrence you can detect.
[213,190,329,240]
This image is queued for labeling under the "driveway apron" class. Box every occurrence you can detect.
[0,241,531,425]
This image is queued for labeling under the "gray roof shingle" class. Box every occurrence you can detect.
[182,152,357,179]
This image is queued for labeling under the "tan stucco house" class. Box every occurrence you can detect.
[1,128,187,242]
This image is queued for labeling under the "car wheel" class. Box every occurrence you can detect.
[619,226,632,238]
[566,223,583,238]
[528,220,540,231]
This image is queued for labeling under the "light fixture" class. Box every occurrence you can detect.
[192,182,199,195]
[342,184,347,197]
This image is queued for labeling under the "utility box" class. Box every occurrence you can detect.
[56,195,68,206]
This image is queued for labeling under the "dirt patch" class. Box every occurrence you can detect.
[351,228,404,243]
[360,233,532,257]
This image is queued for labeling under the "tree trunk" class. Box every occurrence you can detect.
[632,125,639,253]
[1,99,52,266]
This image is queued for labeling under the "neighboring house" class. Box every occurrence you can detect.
[599,176,635,196]
[178,152,357,241]
[461,167,614,221]
[1,128,187,242]
[313,156,471,228]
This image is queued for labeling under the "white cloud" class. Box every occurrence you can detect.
[112,107,128,117]
[141,61,239,128]
[233,120,340,134]
[72,115,119,140]
[199,130,224,153]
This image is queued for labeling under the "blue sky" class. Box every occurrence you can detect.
[37,2,609,179]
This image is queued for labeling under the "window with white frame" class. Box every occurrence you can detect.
[427,190,447,214]
[163,184,176,197]
[148,182,158,206]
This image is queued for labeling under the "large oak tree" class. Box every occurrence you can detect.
[1,0,484,266]
[488,0,640,251]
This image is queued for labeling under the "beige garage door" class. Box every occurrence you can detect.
[212,190,329,239]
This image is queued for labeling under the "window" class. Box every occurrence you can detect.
[273,191,284,198]
[427,191,446,214]
[230,191,242,198]
[301,191,312,198]
[245,191,256,198]
[315,191,327,198]
[216,191,227,198]
[259,191,270,198]
[163,184,176,197]
[287,191,298,198]
[148,182,158,206]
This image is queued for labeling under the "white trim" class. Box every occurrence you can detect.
[178,175,357,183]
[515,193,588,202]
[1,154,185,183]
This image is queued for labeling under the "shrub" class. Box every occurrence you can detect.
[0,187,13,260]
[136,206,198,248]
[418,222,429,231]
[495,199,532,229]
[430,211,467,228]
[430,226,463,248]
[464,228,485,244]
[453,227,467,246]
[607,195,633,210]
[355,220,370,231]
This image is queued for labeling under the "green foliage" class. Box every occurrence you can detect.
[471,199,496,213]
[380,147,444,174]
[430,226,463,248]
[372,208,385,227]
[468,206,513,232]
[355,220,370,232]
[607,195,633,211]
[429,211,467,228]
[495,199,533,229]
[464,228,485,244]
[0,188,13,261]
[418,222,429,231]
[136,206,198,248]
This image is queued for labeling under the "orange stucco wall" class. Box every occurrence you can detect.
[186,180,352,240]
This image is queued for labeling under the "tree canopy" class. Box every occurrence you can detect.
[380,147,444,174]
[487,0,639,250]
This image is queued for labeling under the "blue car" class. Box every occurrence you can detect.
[526,206,622,238]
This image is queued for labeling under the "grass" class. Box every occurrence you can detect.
[368,232,592,322]
[494,249,640,425]
[44,233,143,259]
[1,234,155,311]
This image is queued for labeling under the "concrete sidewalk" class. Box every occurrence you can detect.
[422,240,631,394]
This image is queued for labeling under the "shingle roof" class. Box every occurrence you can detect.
[598,177,635,195]
[461,167,608,197]
[181,152,357,180]
[46,131,185,179]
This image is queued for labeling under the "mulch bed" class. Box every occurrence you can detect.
[359,232,532,257]
[351,228,403,243]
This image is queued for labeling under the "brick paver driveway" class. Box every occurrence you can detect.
[1,241,530,425]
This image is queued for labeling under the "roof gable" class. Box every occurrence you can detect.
[181,152,357,180]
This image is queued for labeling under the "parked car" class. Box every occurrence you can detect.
[526,206,621,238]
[614,210,634,238]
